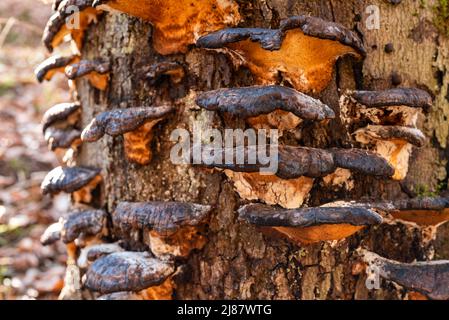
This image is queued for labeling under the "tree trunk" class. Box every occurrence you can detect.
[73,0,449,300]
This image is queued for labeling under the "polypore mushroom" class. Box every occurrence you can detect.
[84,252,175,294]
[77,242,124,269]
[359,249,449,300]
[65,59,110,91]
[145,61,185,85]
[81,106,174,165]
[43,0,101,53]
[197,15,365,93]
[44,127,82,163]
[354,125,426,180]
[53,0,64,11]
[196,145,393,209]
[239,203,382,244]
[92,0,240,55]
[195,85,335,132]
[113,201,212,259]
[41,166,102,204]
[42,102,81,133]
[61,209,108,244]
[35,54,79,82]
[40,221,63,246]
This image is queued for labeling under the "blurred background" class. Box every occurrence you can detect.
[0,0,71,300]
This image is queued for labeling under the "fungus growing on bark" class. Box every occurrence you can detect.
[81,106,174,165]
[84,252,175,294]
[43,0,101,52]
[145,61,185,85]
[340,88,432,180]
[196,85,335,131]
[239,204,382,244]
[196,145,393,208]
[113,201,212,258]
[35,54,79,82]
[44,127,82,163]
[359,249,449,300]
[41,209,107,244]
[65,59,110,90]
[41,166,102,204]
[92,0,240,55]
[42,102,81,133]
[354,125,426,180]
[77,242,124,269]
[197,15,365,93]
[40,221,63,246]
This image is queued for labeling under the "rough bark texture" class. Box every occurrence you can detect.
[76,1,449,299]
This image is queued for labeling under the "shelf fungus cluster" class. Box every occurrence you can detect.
[239,204,382,244]
[197,15,365,93]
[196,85,335,132]
[43,0,101,53]
[65,59,111,91]
[92,0,240,55]
[41,166,102,204]
[42,102,83,163]
[359,249,449,300]
[81,106,174,165]
[81,201,212,299]
[196,145,393,209]
[341,88,432,180]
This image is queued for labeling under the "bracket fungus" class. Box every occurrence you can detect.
[92,0,240,55]
[359,249,449,300]
[43,0,101,52]
[196,145,393,209]
[41,166,102,204]
[196,85,335,132]
[113,201,212,258]
[331,196,449,228]
[84,251,175,295]
[65,59,110,91]
[42,102,81,133]
[341,88,432,180]
[239,204,382,244]
[81,106,174,165]
[145,61,185,85]
[197,15,365,93]
[77,242,124,269]
[40,221,64,246]
[354,125,426,180]
[35,54,80,83]
[44,127,82,163]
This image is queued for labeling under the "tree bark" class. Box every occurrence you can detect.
[75,0,449,300]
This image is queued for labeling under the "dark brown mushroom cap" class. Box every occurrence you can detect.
[62,209,107,243]
[198,145,335,179]
[42,0,96,52]
[42,102,81,133]
[35,54,79,82]
[40,222,62,245]
[44,127,81,150]
[41,166,101,195]
[355,125,426,147]
[195,85,335,121]
[238,203,382,228]
[360,250,449,300]
[65,59,110,79]
[279,15,366,56]
[390,196,449,211]
[86,243,124,262]
[197,15,365,56]
[81,106,174,142]
[350,88,433,110]
[330,148,395,177]
[145,61,184,85]
[84,252,175,294]
[113,202,212,235]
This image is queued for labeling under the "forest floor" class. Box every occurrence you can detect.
[0,0,70,300]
